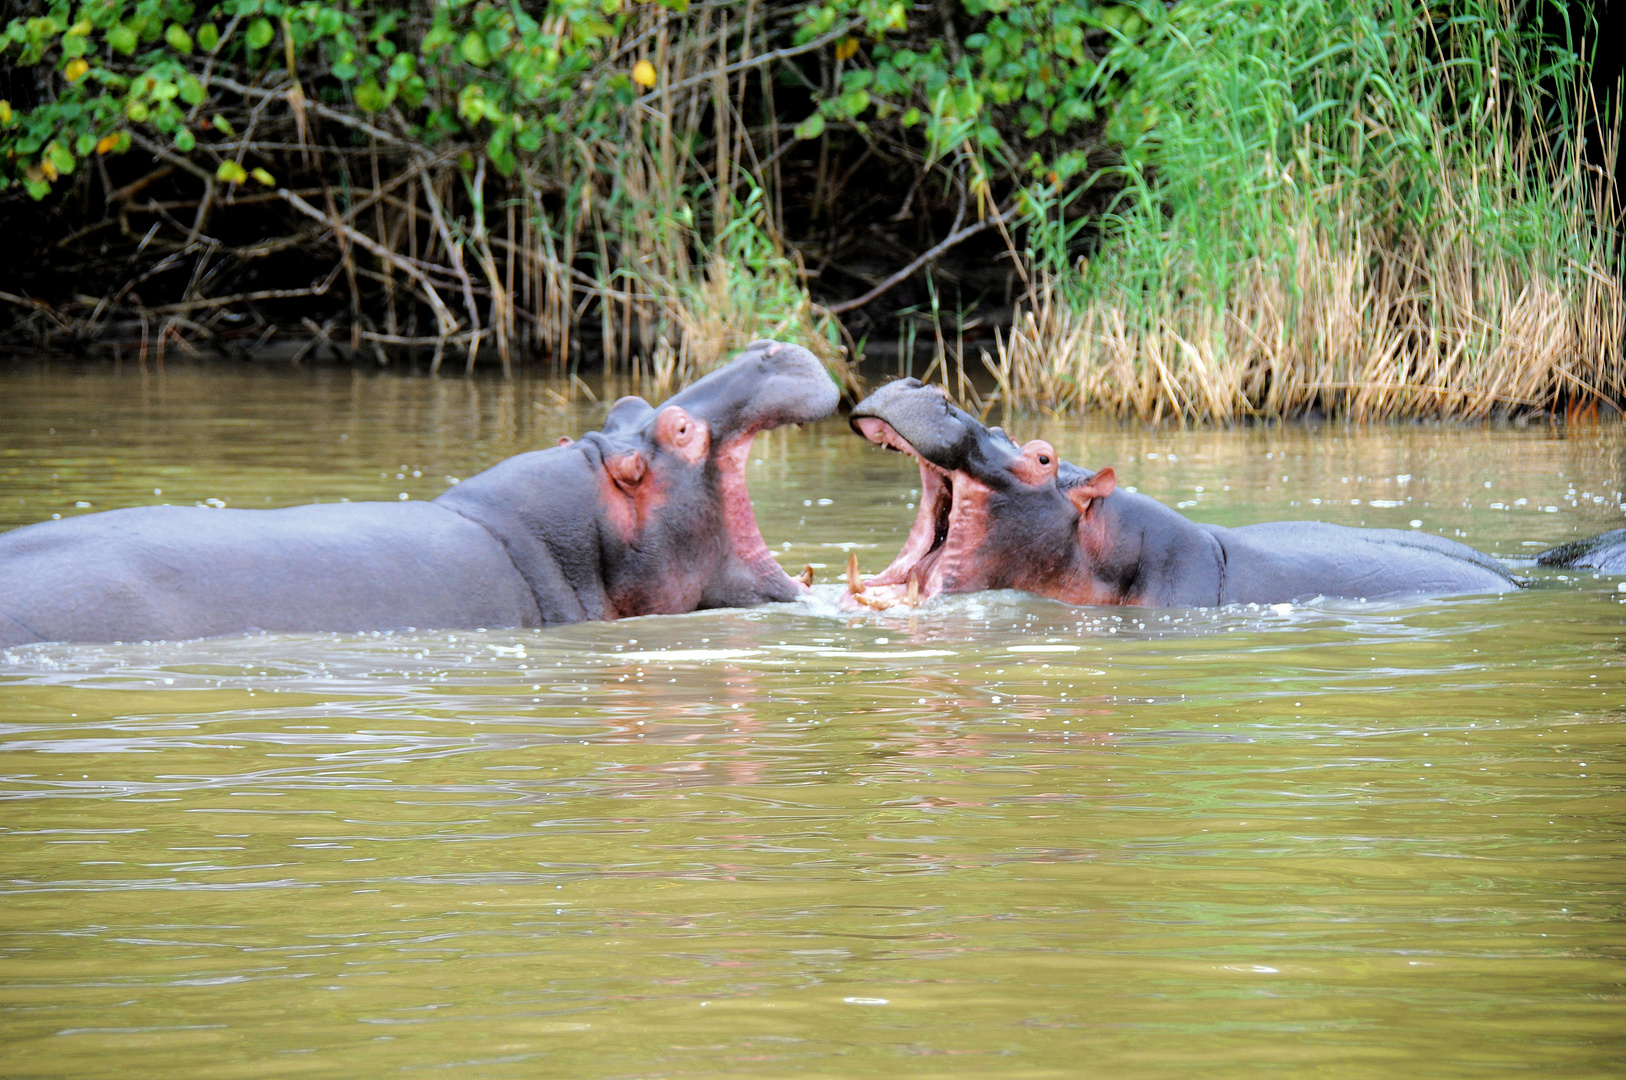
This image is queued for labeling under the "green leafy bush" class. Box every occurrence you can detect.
[0,0,684,197]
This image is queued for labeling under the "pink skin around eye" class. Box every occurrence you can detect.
[1007,440,1059,485]
[654,406,709,464]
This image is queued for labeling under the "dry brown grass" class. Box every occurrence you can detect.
[639,252,858,400]
[538,6,858,399]
[988,219,1624,423]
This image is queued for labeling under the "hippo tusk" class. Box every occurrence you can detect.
[907,569,921,606]
[841,552,906,611]
[798,564,814,587]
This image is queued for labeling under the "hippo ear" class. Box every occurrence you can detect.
[557,436,573,447]
[1065,467,1116,515]
[603,395,655,435]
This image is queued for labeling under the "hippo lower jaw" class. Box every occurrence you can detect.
[844,417,982,610]
[715,429,812,601]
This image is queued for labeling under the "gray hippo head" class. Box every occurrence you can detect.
[442,339,840,620]
[844,377,1115,609]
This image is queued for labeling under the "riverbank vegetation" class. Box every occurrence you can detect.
[988,0,1623,421]
[1,0,1618,419]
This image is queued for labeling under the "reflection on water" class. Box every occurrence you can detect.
[2,360,1625,1078]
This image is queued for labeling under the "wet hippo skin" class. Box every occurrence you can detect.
[843,378,1521,610]
[1536,528,1626,574]
[0,339,838,645]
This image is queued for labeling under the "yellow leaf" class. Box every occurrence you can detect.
[95,134,119,155]
[40,158,58,181]
[632,60,656,88]
[835,37,859,62]
[250,167,275,187]
[0,101,11,124]
[65,59,90,82]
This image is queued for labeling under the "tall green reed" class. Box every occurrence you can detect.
[994,0,1621,421]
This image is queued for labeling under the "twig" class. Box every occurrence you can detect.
[189,12,243,122]
[0,292,75,333]
[127,132,216,185]
[360,328,486,347]
[149,280,337,314]
[278,188,460,340]
[209,74,405,145]
[106,165,176,206]
[634,18,859,106]
[825,201,1017,315]
[414,157,482,371]
[300,315,345,361]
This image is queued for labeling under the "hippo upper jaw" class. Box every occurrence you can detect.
[668,340,840,444]
[848,378,981,471]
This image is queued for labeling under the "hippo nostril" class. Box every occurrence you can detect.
[606,452,647,489]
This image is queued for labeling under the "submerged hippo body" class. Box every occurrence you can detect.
[0,340,838,647]
[844,378,1517,610]
[1536,528,1626,574]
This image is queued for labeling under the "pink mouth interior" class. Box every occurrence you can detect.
[715,429,806,591]
[851,417,959,598]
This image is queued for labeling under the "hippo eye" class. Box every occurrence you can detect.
[1038,455,1050,466]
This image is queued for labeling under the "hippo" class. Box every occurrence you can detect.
[1537,529,1626,573]
[0,340,837,646]
[842,378,1523,609]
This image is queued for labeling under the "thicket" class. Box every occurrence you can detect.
[0,0,1619,419]
[0,0,1130,390]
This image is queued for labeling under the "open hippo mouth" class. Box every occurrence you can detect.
[649,338,840,606]
[712,415,815,593]
[843,377,1117,611]
[845,415,966,608]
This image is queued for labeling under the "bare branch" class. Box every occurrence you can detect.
[208,74,405,145]
[825,201,1018,315]
[635,18,860,106]
[279,188,459,340]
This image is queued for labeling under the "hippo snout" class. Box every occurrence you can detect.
[668,339,839,437]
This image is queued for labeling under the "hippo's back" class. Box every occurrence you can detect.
[1536,528,1626,573]
[0,502,539,646]
[1212,521,1519,604]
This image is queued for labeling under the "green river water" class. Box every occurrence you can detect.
[1,361,1623,1078]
